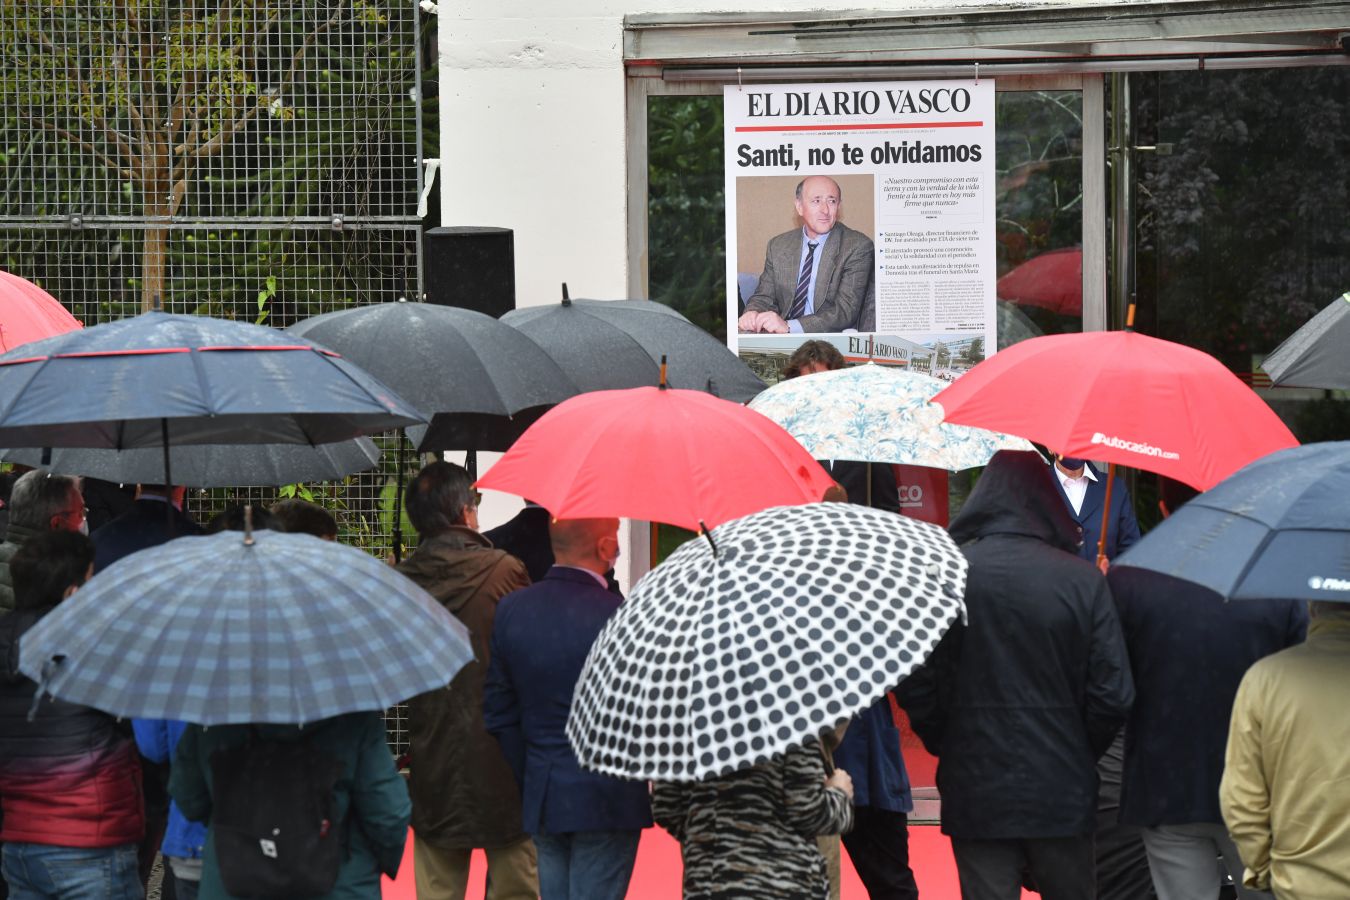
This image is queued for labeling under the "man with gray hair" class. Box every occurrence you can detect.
[1221,600,1350,899]
[397,461,537,900]
[0,470,85,612]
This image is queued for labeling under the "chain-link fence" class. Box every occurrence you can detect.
[1,0,428,752]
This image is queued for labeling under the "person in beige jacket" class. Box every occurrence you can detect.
[1220,600,1350,900]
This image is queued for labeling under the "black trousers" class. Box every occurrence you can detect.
[841,806,920,900]
[951,835,1096,900]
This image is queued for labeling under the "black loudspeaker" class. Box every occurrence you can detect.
[423,226,516,318]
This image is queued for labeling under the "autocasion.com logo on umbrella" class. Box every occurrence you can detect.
[1090,432,1181,461]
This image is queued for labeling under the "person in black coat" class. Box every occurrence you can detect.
[483,502,554,584]
[1109,479,1304,900]
[90,484,202,575]
[898,449,1135,900]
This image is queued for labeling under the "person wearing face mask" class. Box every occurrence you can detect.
[0,471,88,614]
[483,518,651,900]
[484,501,624,596]
[1049,453,1141,573]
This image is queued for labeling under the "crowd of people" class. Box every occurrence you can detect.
[0,394,1344,900]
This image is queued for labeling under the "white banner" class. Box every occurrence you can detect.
[725,80,996,383]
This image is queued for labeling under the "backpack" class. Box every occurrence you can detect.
[209,728,347,898]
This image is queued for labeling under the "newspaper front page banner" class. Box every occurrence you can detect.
[725,80,996,385]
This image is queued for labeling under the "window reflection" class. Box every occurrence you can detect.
[1133,67,1350,444]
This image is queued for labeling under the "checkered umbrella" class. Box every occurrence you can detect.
[20,529,472,725]
[567,502,967,782]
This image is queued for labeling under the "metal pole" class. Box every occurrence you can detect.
[1109,72,1134,331]
[161,417,174,536]
[392,433,406,563]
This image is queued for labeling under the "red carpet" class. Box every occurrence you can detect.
[380,825,1033,898]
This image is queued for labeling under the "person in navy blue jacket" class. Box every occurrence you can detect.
[833,699,918,899]
[483,517,652,900]
[1049,455,1141,569]
[1110,478,1305,899]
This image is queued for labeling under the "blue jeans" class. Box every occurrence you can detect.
[532,830,641,900]
[1,842,142,900]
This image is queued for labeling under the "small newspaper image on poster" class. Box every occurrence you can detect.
[726,80,996,384]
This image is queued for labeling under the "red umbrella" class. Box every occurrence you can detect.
[997,247,1082,316]
[476,385,833,531]
[0,269,83,352]
[933,329,1298,494]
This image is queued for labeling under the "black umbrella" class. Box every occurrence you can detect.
[1114,441,1350,602]
[287,302,577,452]
[288,301,579,558]
[503,294,767,402]
[0,311,424,530]
[1261,291,1350,389]
[0,438,381,488]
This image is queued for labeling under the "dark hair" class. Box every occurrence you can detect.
[269,499,338,539]
[405,462,474,536]
[8,470,81,532]
[10,530,95,611]
[782,340,846,379]
[205,504,275,535]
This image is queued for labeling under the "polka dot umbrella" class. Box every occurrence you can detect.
[567,502,968,783]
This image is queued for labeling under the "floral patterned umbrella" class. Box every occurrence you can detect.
[748,363,1031,470]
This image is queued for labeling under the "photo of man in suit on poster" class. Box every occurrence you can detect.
[736,173,876,335]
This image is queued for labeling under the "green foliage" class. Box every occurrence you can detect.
[0,1,423,320]
[646,95,726,338]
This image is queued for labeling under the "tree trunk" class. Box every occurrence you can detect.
[140,135,172,312]
[141,226,167,312]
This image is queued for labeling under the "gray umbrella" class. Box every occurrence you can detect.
[503,296,767,402]
[1261,291,1350,389]
[0,438,381,488]
[1114,441,1350,601]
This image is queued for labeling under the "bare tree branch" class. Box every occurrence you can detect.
[22,115,142,184]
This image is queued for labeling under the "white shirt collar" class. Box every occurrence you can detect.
[1054,463,1097,488]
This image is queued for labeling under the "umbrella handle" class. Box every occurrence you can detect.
[392,433,406,564]
[1096,463,1116,571]
[698,520,718,559]
[27,655,64,722]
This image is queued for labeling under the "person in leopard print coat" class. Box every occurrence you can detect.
[653,739,854,900]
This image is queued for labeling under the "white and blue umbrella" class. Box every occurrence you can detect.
[748,363,1031,470]
[20,529,472,725]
